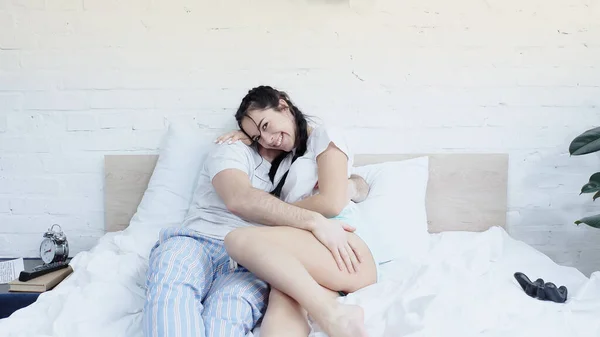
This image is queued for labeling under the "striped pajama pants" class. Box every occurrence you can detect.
[143,227,269,337]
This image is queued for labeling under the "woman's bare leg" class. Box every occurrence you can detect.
[224,226,377,337]
[261,288,309,337]
[260,287,339,337]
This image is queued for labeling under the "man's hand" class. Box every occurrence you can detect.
[215,130,252,146]
[310,217,362,273]
[347,174,370,203]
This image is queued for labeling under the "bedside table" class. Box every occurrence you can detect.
[0,258,59,319]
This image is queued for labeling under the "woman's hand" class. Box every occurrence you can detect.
[215,130,252,146]
[347,174,370,203]
[311,218,362,274]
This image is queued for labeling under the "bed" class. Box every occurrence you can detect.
[1,127,600,337]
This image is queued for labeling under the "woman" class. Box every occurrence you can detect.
[217,86,378,337]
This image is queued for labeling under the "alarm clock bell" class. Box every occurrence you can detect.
[40,224,69,265]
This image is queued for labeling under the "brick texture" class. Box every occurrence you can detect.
[0,0,599,275]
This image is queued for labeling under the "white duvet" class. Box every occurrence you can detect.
[2,226,600,337]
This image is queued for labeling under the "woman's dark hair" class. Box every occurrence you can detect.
[234,85,310,197]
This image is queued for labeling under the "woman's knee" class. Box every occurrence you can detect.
[327,233,377,292]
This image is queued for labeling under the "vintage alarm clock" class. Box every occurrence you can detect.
[39,224,69,264]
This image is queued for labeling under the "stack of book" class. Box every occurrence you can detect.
[8,266,73,293]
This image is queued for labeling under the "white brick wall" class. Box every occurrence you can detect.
[0,0,599,275]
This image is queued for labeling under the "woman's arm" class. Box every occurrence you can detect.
[347,174,370,203]
[292,142,350,218]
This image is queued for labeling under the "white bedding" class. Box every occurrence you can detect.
[2,226,600,337]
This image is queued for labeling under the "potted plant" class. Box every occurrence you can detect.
[569,126,600,228]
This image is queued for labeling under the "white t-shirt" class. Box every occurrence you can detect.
[280,125,354,206]
[183,142,290,240]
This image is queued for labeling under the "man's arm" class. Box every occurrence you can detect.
[212,168,323,231]
[213,167,362,273]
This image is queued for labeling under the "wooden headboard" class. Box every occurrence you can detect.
[104,153,509,233]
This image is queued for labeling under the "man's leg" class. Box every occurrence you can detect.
[202,266,270,337]
[143,228,215,337]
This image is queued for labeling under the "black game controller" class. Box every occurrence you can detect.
[514,272,568,303]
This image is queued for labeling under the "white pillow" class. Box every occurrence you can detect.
[352,156,430,266]
[121,122,215,259]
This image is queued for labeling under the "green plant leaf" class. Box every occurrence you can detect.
[580,172,600,194]
[594,191,600,201]
[569,126,600,156]
[575,214,600,228]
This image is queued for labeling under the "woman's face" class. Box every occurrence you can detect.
[240,99,296,152]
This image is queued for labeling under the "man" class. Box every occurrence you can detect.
[143,140,367,337]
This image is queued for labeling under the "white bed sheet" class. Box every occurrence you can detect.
[1,226,599,337]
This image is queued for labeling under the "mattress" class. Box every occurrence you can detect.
[1,226,599,337]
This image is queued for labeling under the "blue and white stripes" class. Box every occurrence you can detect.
[143,227,269,337]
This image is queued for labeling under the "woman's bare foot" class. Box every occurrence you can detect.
[317,302,369,337]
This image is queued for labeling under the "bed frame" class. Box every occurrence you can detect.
[104,153,509,233]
